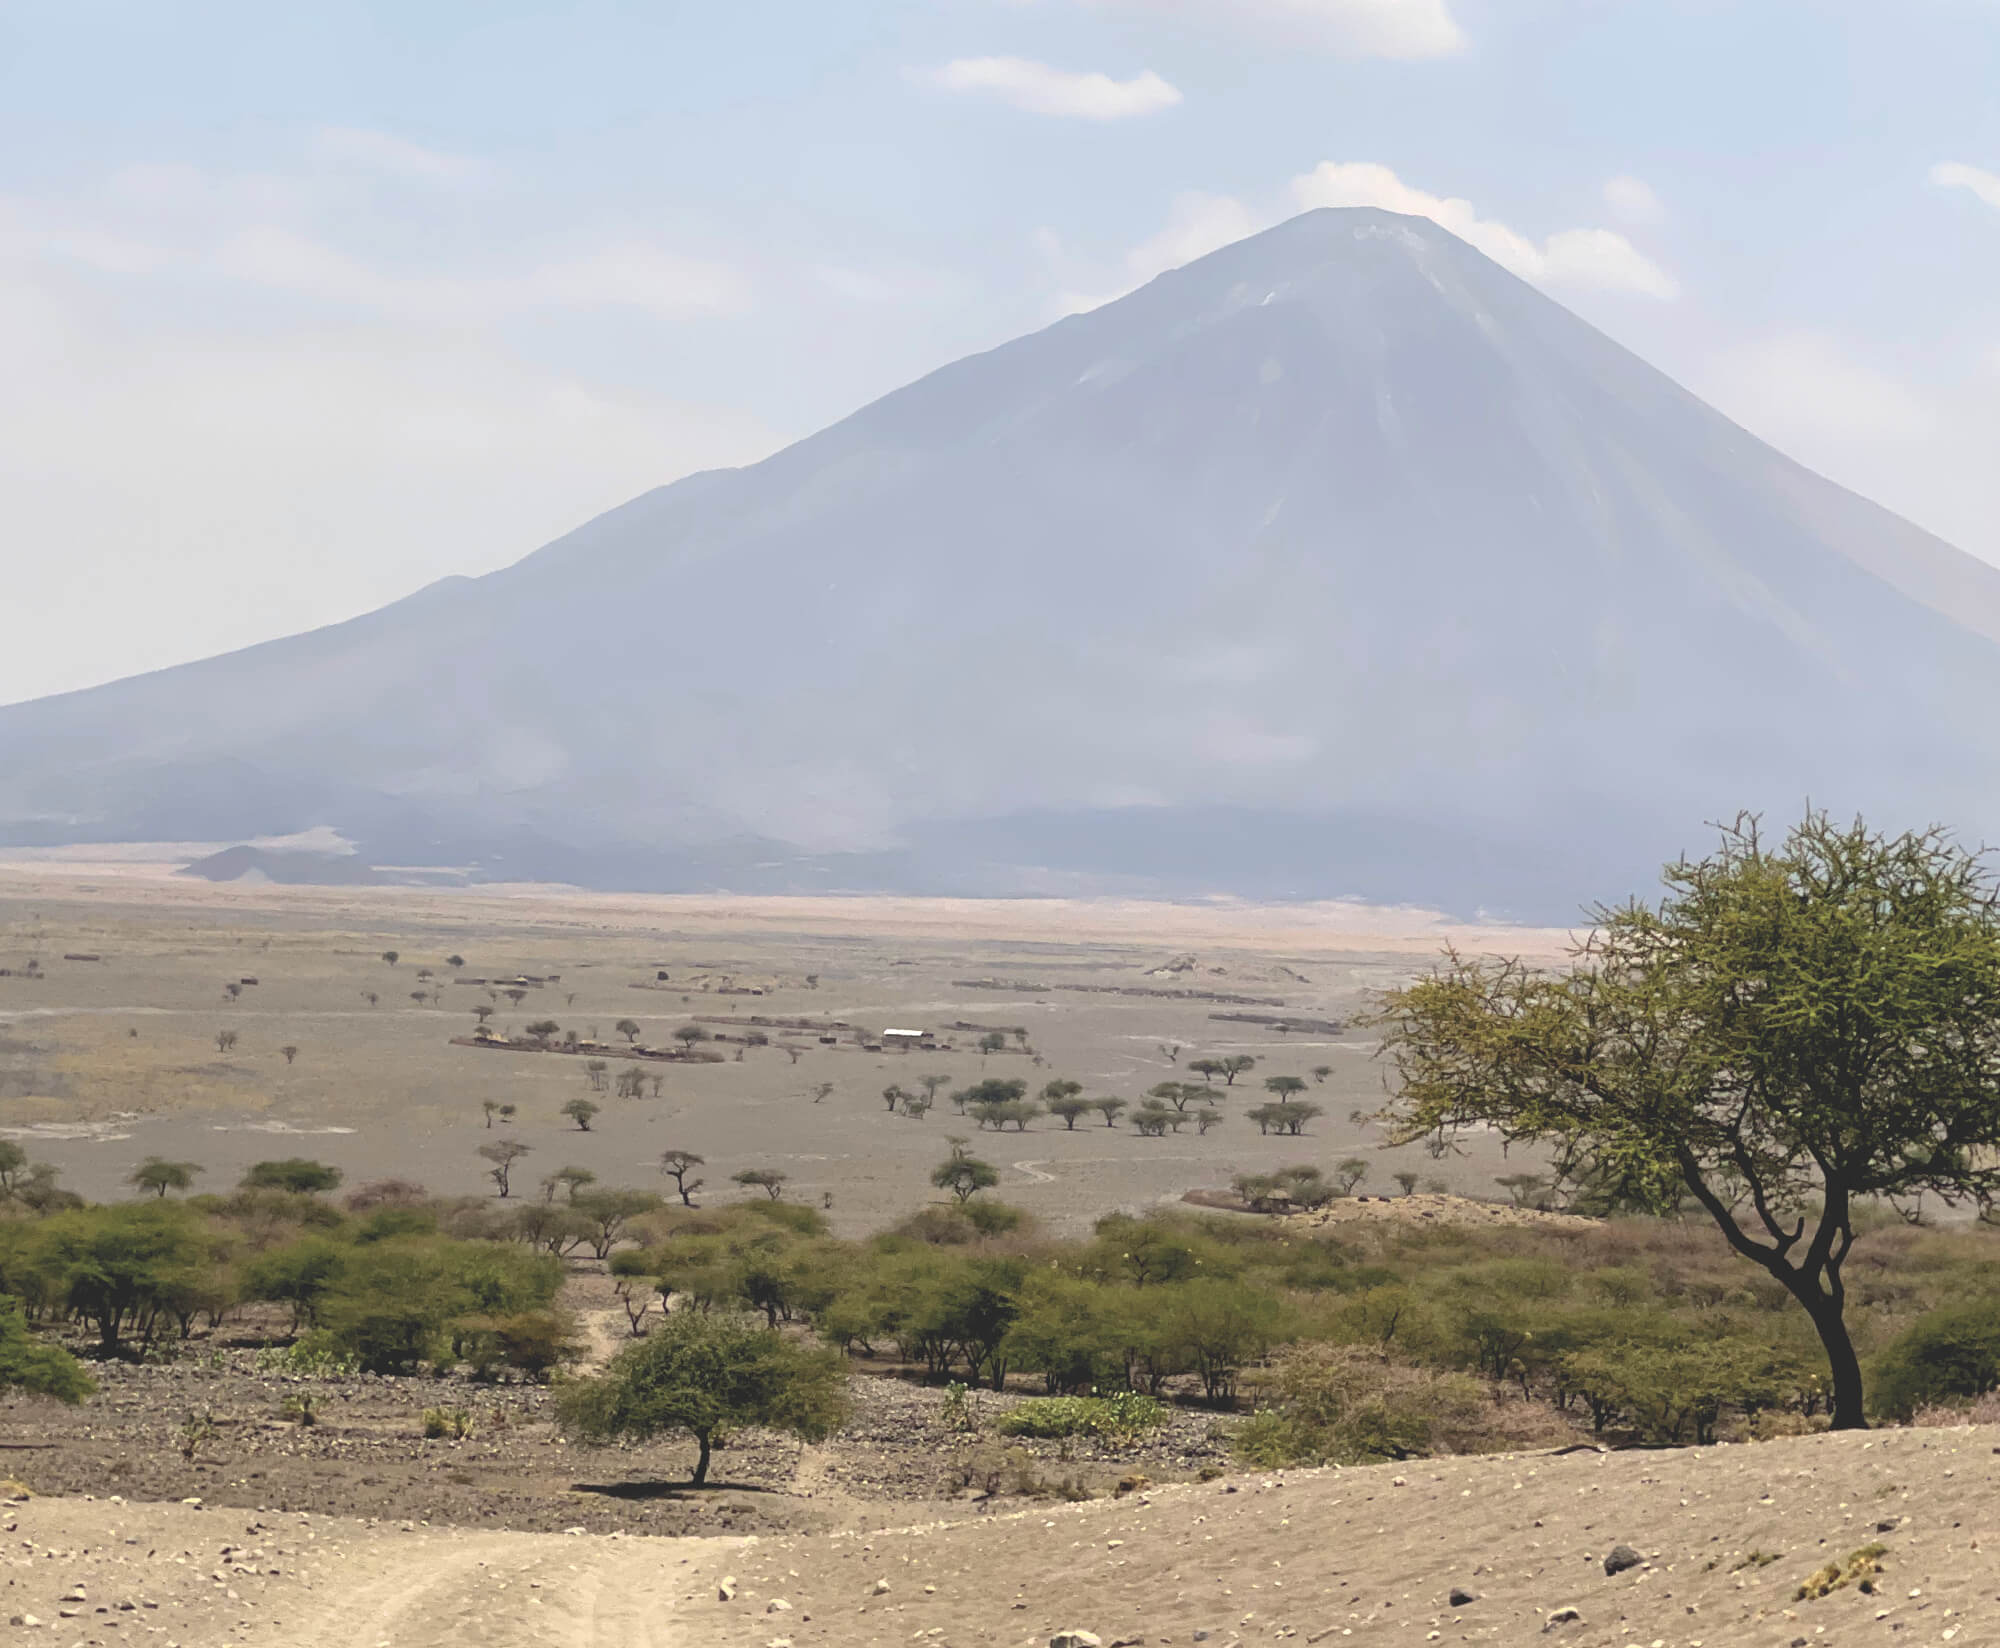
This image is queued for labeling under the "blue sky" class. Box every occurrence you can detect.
[4,0,2000,702]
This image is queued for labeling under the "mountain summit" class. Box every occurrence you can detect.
[7,207,2000,914]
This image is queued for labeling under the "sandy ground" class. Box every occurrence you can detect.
[4,1423,1996,1647]
[0,868,1562,1227]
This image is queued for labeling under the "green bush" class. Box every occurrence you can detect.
[254,1328,360,1377]
[1870,1302,2000,1420]
[994,1391,1168,1442]
[1235,1344,1493,1467]
[0,1296,94,1403]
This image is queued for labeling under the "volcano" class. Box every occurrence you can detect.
[7,207,2000,916]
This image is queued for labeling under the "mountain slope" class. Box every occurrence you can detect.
[6,206,2000,914]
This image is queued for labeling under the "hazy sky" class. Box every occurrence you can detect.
[4,0,1999,706]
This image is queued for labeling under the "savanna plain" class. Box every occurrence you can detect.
[2,862,1997,1648]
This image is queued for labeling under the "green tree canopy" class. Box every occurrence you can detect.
[240,1159,343,1194]
[931,1151,1001,1204]
[128,1157,201,1198]
[556,1309,847,1485]
[1377,811,2000,1430]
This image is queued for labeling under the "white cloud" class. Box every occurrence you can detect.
[1080,0,1465,59]
[1602,174,1664,224]
[0,155,772,704]
[23,214,749,325]
[310,127,484,186]
[928,56,1181,120]
[0,245,781,705]
[1932,161,2000,212]
[1047,162,1681,316]
[1704,333,1936,447]
[1290,162,1680,297]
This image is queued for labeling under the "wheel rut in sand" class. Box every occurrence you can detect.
[277,1529,744,1648]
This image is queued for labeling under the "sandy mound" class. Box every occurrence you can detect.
[4,1424,1995,1645]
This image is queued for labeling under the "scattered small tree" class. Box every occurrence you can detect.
[128,1157,201,1198]
[482,1099,500,1129]
[474,1005,495,1025]
[562,1097,601,1132]
[1334,1157,1371,1195]
[381,951,399,966]
[446,954,466,969]
[1264,1075,1308,1103]
[615,1018,642,1044]
[673,1025,708,1052]
[732,1168,788,1201]
[573,1188,661,1259]
[1093,1096,1127,1127]
[1044,1082,1092,1130]
[1495,1172,1550,1208]
[542,1165,597,1202]
[1188,1058,1224,1086]
[280,1044,299,1065]
[478,1140,531,1197]
[931,1149,1001,1204]
[810,1082,834,1104]
[1311,1065,1333,1084]
[883,1084,909,1112]
[215,1030,238,1054]
[241,1159,342,1194]
[584,1059,609,1092]
[524,1019,561,1047]
[978,1031,1007,1059]
[1219,1054,1258,1086]
[1393,1170,1421,1196]
[659,1150,706,1207]
[362,991,379,1007]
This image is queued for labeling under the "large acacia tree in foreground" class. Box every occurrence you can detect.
[1376,812,2000,1431]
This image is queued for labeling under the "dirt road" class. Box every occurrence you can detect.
[9,1422,2000,1647]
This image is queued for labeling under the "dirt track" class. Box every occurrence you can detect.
[8,1423,1999,1646]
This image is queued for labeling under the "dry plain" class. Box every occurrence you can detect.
[19,859,1973,1648]
[0,859,1572,1224]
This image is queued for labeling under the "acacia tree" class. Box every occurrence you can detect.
[1264,1075,1307,1103]
[930,1147,1000,1204]
[478,1139,531,1197]
[732,1167,788,1201]
[615,1018,642,1044]
[1376,812,2000,1432]
[1219,1055,1257,1086]
[562,1097,601,1132]
[659,1149,705,1206]
[557,1309,847,1487]
[128,1157,201,1198]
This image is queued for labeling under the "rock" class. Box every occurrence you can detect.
[872,1578,891,1595]
[1051,1634,1104,1648]
[718,1577,737,1602]
[766,1598,792,1614]
[1543,1606,1584,1631]
[1448,1587,1478,1606]
[10,1615,42,1628]
[1603,1544,1644,1576]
